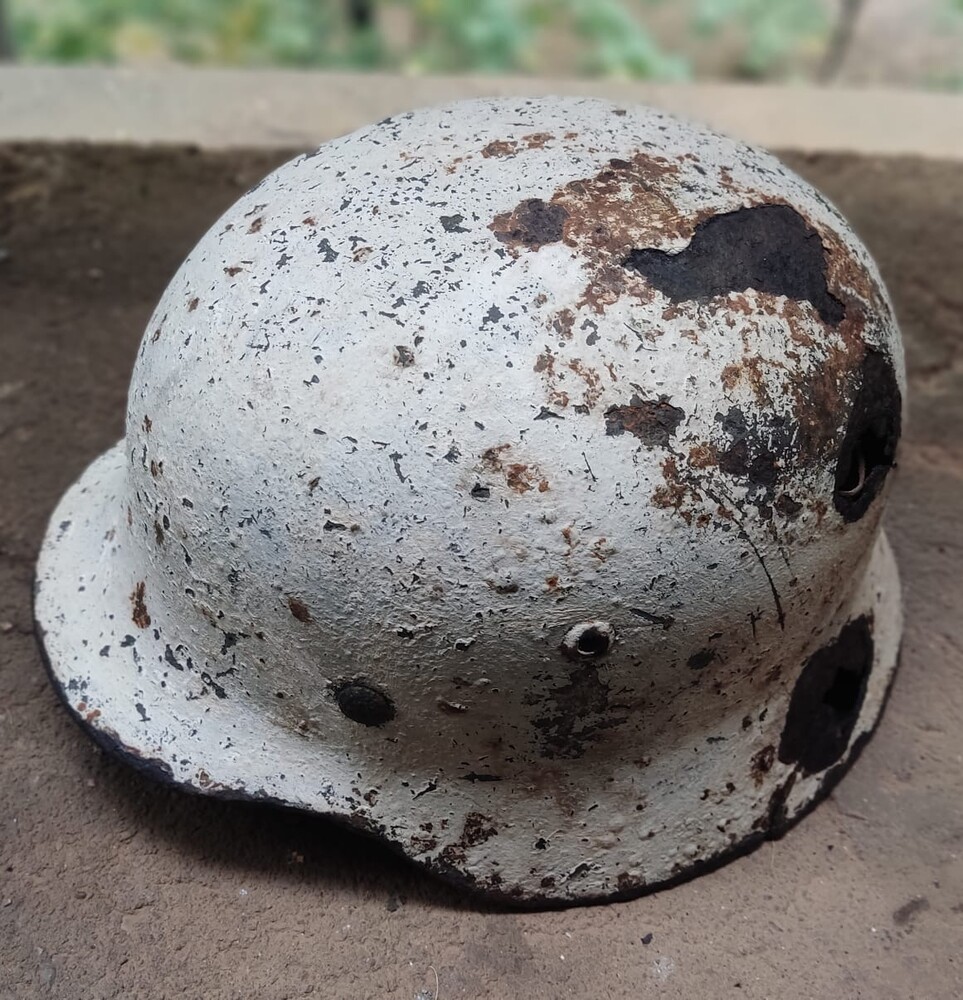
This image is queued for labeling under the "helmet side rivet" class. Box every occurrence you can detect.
[331,680,396,727]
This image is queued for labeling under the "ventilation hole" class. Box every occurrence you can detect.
[577,627,610,656]
[562,621,615,660]
[332,680,396,727]
[836,454,866,497]
[833,349,901,522]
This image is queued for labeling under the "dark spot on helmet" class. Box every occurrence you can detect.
[750,744,776,784]
[332,680,396,727]
[622,204,845,326]
[394,344,415,367]
[287,596,312,622]
[834,349,901,522]
[687,648,716,670]
[491,198,569,250]
[778,615,874,774]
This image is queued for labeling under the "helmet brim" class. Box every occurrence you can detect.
[35,442,903,907]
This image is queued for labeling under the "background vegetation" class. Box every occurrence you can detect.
[0,0,959,86]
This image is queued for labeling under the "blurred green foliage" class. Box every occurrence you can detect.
[694,0,826,77]
[8,0,830,79]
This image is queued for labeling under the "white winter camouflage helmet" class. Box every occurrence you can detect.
[36,97,904,906]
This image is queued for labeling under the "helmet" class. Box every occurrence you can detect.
[35,96,904,906]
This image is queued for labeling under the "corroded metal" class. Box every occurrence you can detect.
[35,97,905,906]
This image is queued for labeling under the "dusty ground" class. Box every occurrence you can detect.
[0,144,961,999]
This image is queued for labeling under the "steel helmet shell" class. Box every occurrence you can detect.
[36,97,904,906]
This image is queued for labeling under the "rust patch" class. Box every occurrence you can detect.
[750,744,776,785]
[142,415,152,433]
[481,139,517,158]
[566,358,604,409]
[552,307,575,340]
[287,596,312,623]
[652,457,697,525]
[605,394,684,448]
[462,812,498,846]
[149,459,163,478]
[187,296,199,312]
[688,443,717,468]
[130,582,150,629]
[438,812,498,868]
[247,216,263,233]
[224,265,243,277]
[490,152,688,316]
[533,350,607,410]
[481,444,544,494]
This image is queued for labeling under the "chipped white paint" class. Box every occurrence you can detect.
[35,97,904,905]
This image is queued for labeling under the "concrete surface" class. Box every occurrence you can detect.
[1,106,962,999]
[2,66,963,158]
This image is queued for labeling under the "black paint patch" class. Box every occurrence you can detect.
[833,348,901,522]
[493,198,569,249]
[332,680,396,727]
[754,770,798,833]
[529,664,627,759]
[605,395,684,448]
[715,406,794,510]
[200,671,228,699]
[629,608,675,630]
[774,493,803,519]
[623,204,845,326]
[778,615,874,774]
[440,213,469,233]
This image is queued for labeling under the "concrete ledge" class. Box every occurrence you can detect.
[2,65,963,157]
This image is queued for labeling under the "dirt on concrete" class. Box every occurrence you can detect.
[1,143,962,999]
